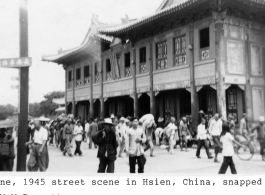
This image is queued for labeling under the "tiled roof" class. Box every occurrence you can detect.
[98,0,202,34]
[98,0,265,35]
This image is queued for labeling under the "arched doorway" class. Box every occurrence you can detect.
[138,93,150,118]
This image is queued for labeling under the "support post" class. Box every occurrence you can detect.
[17,0,29,171]
[100,59,104,118]
[244,26,253,122]
[149,42,155,117]
[64,66,68,115]
[189,24,199,132]
[214,11,227,118]
[90,61,94,118]
[72,65,75,116]
[132,45,138,118]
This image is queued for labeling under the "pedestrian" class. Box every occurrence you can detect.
[126,118,147,173]
[239,113,248,136]
[84,119,90,142]
[26,120,49,172]
[196,118,213,159]
[118,117,126,157]
[48,120,55,146]
[88,118,98,149]
[218,123,245,174]
[74,121,83,156]
[161,116,177,154]
[63,119,74,157]
[59,121,65,151]
[179,117,191,152]
[0,128,15,171]
[92,118,118,173]
[209,113,222,163]
[250,116,265,161]
[154,127,164,146]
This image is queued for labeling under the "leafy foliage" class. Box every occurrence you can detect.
[0,104,16,120]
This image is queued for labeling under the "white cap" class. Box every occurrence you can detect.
[110,114,115,118]
[120,117,125,121]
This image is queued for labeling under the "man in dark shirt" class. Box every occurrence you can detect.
[88,119,98,149]
[92,118,118,173]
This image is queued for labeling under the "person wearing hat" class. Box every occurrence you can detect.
[250,116,265,160]
[110,114,115,123]
[26,120,49,172]
[63,118,74,157]
[92,118,118,173]
[126,118,147,173]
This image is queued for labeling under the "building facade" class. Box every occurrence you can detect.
[43,0,265,131]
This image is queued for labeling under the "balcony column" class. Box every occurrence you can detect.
[244,25,253,122]
[90,62,94,119]
[132,45,138,118]
[214,11,227,118]
[100,59,105,118]
[189,24,199,132]
[72,65,76,116]
[64,65,68,115]
[149,42,155,116]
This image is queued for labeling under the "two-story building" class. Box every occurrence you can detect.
[43,0,265,131]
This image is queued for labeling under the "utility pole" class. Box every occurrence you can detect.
[17,0,29,171]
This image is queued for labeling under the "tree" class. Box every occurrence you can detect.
[39,91,64,116]
[29,103,41,117]
[0,104,16,120]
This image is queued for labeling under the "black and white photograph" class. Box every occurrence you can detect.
[1,0,265,181]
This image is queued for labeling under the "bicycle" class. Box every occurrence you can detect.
[235,133,265,161]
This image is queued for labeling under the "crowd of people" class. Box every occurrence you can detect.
[1,110,265,174]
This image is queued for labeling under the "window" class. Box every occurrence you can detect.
[200,28,210,49]
[84,66,90,85]
[106,59,111,72]
[75,68,81,87]
[68,70,72,89]
[174,35,186,66]
[68,70,72,82]
[76,68,81,80]
[156,41,167,70]
[200,27,210,60]
[106,59,112,81]
[94,62,100,83]
[125,52,130,68]
[84,66,89,78]
[139,47,146,64]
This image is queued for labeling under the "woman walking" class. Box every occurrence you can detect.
[218,123,245,174]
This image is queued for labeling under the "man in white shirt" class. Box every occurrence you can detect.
[26,120,48,172]
[118,117,126,157]
[161,117,177,154]
[208,113,222,163]
[84,119,90,148]
[126,118,147,173]
[74,121,83,156]
[196,118,213,159]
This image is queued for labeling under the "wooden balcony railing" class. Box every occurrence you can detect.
[84,77,89,85]
[106,72,112,81]
[76,79,82,87]
[140,63,147,73]
[201,47,210,60]
[125,67,131,77]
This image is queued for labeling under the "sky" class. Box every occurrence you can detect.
[0,0,162,106]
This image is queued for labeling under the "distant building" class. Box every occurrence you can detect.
[43,0,265,130]
[52,98,65,114]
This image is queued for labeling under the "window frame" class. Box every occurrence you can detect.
[156,41,168,70]
[173,35,187,66]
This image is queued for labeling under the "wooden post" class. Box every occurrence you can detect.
[64,66,68,115]
[132,45,138,118]
[17,0,29,171]
[189,24,199,132]
[149,42,155,116]
[244,26,253,122]
[72,65,75,116]
[100,59,105,118]
[90,61,94,118]
[214,12,227,118]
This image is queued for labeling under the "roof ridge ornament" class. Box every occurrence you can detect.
[121,15,129,24]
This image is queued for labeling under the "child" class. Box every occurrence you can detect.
[218,123,245,174]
